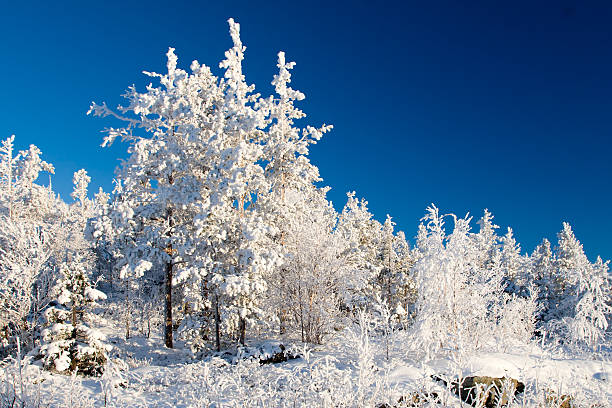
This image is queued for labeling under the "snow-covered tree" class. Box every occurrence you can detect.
[39,254,110,375]
[499,227,526,294]
[89,19,291,349]
[255,49,332,336]
[568,256,611,349]
[335,192,382,311]
[411,205,533,356]
[411,206,464,355]
[548,223,591,323]
[272,186,348,343]
[0,136,60,351]
[0,136,20,220]
[372,215,415,321]
[529,238,555,323]
[542,223,612,348]
[0,220,51,347]
[89,45,221,348]
[474,209,499,271]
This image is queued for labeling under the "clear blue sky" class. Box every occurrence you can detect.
[2,1,611,261]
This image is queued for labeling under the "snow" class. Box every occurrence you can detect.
[4,322,611,407]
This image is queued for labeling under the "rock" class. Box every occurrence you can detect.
[432,374,524,407]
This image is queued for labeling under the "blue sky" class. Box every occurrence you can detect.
[1,1,611,260]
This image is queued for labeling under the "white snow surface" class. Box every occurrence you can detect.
[3,319,610,408]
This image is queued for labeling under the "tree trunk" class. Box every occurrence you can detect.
[125,279,130,339]
[238,318,246,346]
[164,259,173,348]
[214,293,221,352]
[164,201,175,349]
[279,309,286,335]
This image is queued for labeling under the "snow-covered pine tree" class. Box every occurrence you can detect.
[499,227,526,295]
[379,216,396,306]
[90,19,291,350]
[202,18,275,348]
[89,45,221,348]
[473,209,500,272]
[548,223,591,324]
[529,238,554,324]
[371,215,415,321]
[568,256,611,350]
[66,169,96,261]
[335,192,382,312]
[543,222,612,349]
[391,230,417,320]
[87,187,114,286]
[39,254,110,375]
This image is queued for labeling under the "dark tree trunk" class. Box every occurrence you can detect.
[238,318,246,346]
[164,259,173,348]
[164,202,175,349]
[125,279,130,340]
[214,293,221,352]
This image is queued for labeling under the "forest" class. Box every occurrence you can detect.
[0,19,610,408]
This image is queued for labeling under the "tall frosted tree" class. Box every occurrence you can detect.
[89,46,220,348]
[252,48,332,338]
[89,19,289,349]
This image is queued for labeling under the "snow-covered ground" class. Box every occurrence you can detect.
[3,319,610,408]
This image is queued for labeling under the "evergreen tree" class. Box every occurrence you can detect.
[529,238,554,322]
[89,45,221,348]
[39,254,110,375]
[569,256,611,349]
[474,209,499,272]
[544,222,611,349]
[499,227,526,294]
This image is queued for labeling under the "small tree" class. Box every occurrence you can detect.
[39,255,110,376]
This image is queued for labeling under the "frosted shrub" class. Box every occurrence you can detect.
[0,341,43,408]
